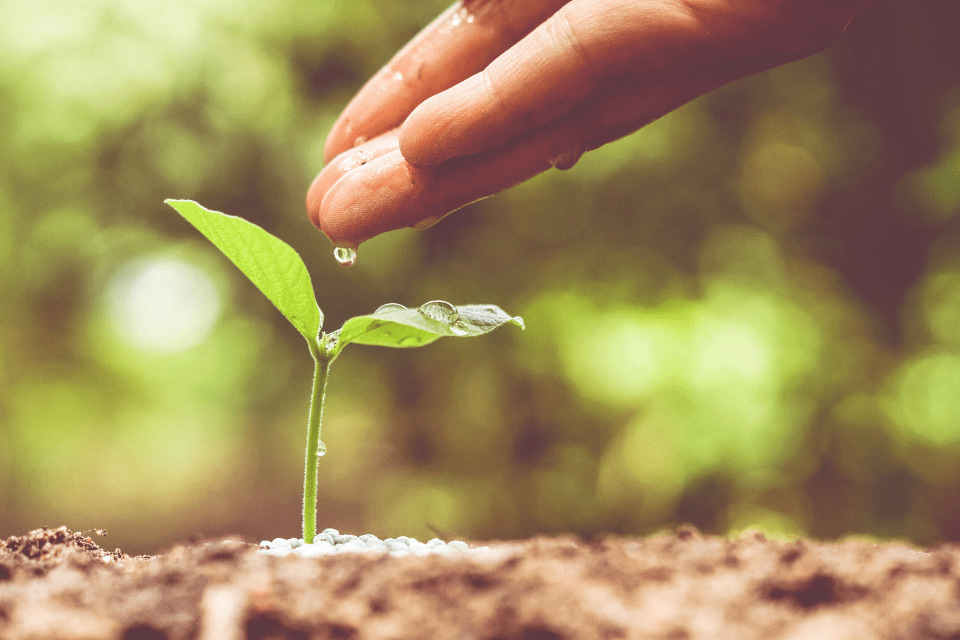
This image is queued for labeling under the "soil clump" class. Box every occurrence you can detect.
[2,526,959,639]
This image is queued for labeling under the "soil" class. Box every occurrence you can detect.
[2,527,959,639]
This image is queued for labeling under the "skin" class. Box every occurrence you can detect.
[307,0,877,249]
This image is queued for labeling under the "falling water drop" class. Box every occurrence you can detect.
[418,300,459,324]
[334,247,356,267]
[317,440,327,457]
[375,303,407,314]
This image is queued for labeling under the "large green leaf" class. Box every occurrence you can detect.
[166,199,322,344]
[333,301,523,354]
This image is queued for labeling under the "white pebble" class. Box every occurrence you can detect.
[335,540,369,554]
[293,544,324,557]
[258,532,486,558]
[313,532,335,546]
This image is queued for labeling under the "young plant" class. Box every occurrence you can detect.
[164,199,524,543]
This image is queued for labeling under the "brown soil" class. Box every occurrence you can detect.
[2,526,959,640]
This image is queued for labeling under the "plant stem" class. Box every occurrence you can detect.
[302,343,331,543]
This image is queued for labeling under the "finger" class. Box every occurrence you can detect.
[320,69,736,246]
[307,129,400,229]
[399,0,720,168]
[318,39,840,247]
[322,0,568,163]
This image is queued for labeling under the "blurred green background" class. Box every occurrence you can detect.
[1,0,958,555]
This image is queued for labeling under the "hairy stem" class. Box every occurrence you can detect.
[302,343,331,543]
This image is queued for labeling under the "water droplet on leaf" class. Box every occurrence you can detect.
[375,303,407,314]
[450,321,471,336]
[418,300,459,324]
[334,247,356,267]
[317,441,327,457]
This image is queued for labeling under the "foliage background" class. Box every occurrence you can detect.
[0,0,958,555]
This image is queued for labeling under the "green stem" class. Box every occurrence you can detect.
[302,342,331,543]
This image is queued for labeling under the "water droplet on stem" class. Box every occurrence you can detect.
[334,247,356,267]
[317,441,327,457]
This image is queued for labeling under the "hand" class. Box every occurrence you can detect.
[307,0,875,249]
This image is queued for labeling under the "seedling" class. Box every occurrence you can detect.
[165,200,524,543]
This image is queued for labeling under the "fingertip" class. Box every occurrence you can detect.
[306,171,327,230]
[399,101,444,168]
[399,73,484,168]
[323,116,360,164]
[309,131,403,232]
[317,151,438,246]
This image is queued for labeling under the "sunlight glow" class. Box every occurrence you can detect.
[106,255,221,353]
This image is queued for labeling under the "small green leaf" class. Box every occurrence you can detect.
[335,301,523,352]
[166,199,322,344]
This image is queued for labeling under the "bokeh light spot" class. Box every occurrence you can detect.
[922,270,960,348]
[106,255,221,353]
[889,352,960,445]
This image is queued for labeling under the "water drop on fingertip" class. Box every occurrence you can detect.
[334,247,356,267]
[549,143,586,171]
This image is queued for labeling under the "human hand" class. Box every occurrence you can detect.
[307,0,876,249]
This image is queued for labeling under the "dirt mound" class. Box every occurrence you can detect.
[1,526,959,639]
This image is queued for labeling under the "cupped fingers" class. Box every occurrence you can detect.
[315,38,838,247]
[317,66,744,247]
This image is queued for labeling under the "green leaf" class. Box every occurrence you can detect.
[165,199,322,344]
[334,301,523,353]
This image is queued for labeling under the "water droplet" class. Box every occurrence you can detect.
[334,247,356,267]
[549,142,586,171]
[466,13,474,23]
[451,10,463,26]
[412,216,440,230]
[375,303,407,314]
[317,440,327,457]
[323,330,340,353]
[418,300,459,324]
[392,71,403,83]
[450,321,471,336]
